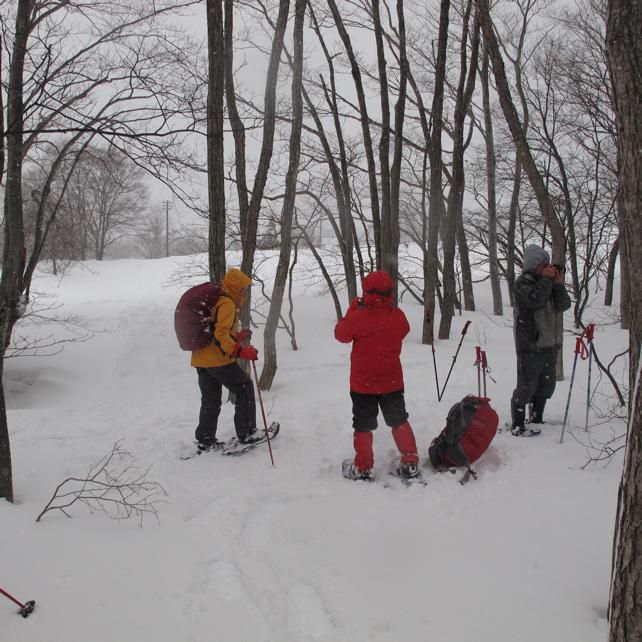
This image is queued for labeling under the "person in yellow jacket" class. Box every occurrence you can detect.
[191,268,260,451]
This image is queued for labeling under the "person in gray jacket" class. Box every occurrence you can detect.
[510,244,572,436]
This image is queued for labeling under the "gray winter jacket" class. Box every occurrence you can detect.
[513,272,572,353]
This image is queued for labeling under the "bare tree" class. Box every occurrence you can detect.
[480,41,503,316]
[224,0,249,255]
[606,0,642,638]
[326,0,383,265]
[475,0,565,262]
[136,212,166,259]
[0,0,200,502]
[495,0,537,305]
[62,146,149,260]
[300,3,358,299]
[206,0,227,282]
[260,0,306,391]
[438,0,480,339]
[422,0,450,345]
[386,0,409,288]
[239,0,290,320]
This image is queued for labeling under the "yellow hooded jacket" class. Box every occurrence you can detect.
[190,268,252,368]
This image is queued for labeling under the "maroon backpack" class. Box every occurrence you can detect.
[428,395,498,482]
[174,282,222,351]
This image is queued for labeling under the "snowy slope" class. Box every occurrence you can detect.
[1,252,624,642]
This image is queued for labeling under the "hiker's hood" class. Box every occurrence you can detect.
[362,271,394,309]
[222,268,252,302]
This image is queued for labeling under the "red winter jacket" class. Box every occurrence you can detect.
[334,272,410,394]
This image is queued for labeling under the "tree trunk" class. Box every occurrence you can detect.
[506,156,522,307]
[0,0,32,503]
[0,367,13,503]
[301,81,356,300]
[456,212,475,312]
[327,0,382,266]
[206,0,226,282]
[604,234,619,307]
[259,0,305,391]
[386,0,408,289]
[287,238,299,351]
[481,43,503,316]
[404,22,434,332]
[619,236,630,329]
[439,1,479,339]
[240,0,290,326]
[308,2,357,299]
[422,0,450,345]
[609,371,642,642]
[606,0,642,638]
[224,0,249,244]
[476,0,565,262]
[372,0,391,267]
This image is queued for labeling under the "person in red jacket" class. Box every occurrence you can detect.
[335,271,420,480]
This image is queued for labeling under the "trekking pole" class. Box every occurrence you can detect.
[560,336,585,444]
[0,586,36,618]
[251,361,275,466]
[474,346,482,397]
[439,320,472,401]
[431,343,441,401]
[584,324,596,432]
[426,308,441,400]
[481,350,488,397]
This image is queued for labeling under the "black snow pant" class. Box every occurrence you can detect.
[511,348,558,428]
[195,363,256,444]
[350,390,409,432]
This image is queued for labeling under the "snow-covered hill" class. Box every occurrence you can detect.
[1,253,624,642]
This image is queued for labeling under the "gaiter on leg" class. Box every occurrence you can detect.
[353,431,374,471]
[392,422,419,465]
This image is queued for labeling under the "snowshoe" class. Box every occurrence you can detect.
[180,439,226,460]
[397,462,419,479]
[221,422,280,456]
[342,459,374,482]
[511,425,542,437]
[197,439,226,453]
[389,462,427,486]
[180,422,280,459]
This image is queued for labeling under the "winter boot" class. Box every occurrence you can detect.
[529,397,547,424]
[197,438,225,453]
[511,425,541,437]
[511,397,526,429]
[342,459,374,481]
[397,462,420,479]
[353,431,374,476]
[392,422,419,466]
[239,430,262,445]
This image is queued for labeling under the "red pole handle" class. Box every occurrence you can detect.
[574,337,583,354]
[481,350,488,370]
[475,345,482,362]
[0,587,26,608]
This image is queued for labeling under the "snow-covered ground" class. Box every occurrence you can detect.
[1,251,626,642]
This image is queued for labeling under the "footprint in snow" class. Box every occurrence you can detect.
[286,583,335,639]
